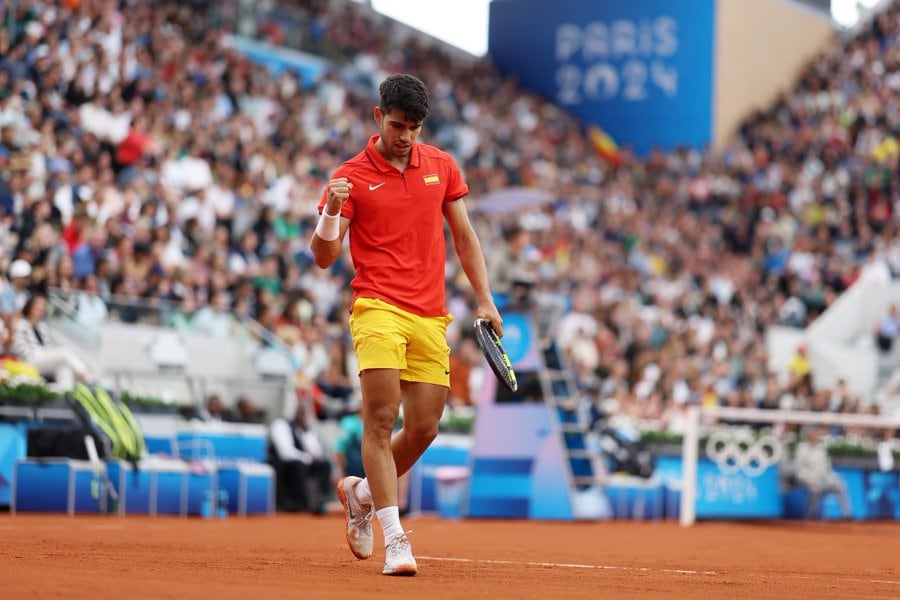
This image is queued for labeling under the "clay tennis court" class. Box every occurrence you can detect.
[1,514,898,598]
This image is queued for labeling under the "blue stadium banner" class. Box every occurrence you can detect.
[488,0,715,155]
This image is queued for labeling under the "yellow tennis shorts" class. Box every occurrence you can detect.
[349,297,453,387]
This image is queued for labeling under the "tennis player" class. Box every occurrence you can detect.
[311,73,503,576]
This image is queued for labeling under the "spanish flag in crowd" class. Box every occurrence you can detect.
[587,124,623,167]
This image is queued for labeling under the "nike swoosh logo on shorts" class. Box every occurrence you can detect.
[369,183,385,191]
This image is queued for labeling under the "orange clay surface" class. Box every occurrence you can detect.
[1,513,899,599]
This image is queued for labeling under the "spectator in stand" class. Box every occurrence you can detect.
[788,343,812,390]
[447,334,482,408]
[0,259,32,316]
[228,230,263,278]
[0,314,12,357]
[0,148,12,218]
[11,294,94,389]
[74,274,108,327]
[190,291,234,338]
[874,303,899,353]
[556,284,601,379]
[115,114,157,175]
[793,425,851,520]
[253,254,283,297]
[234,396,263,424]
[72,225,109,281]
[315,338,357,418]
[0,312,41,382]
[291,322,330,384]
[268,402,332,513]
[334,398,365,480]
[488,223,538,310]
[274,291,313,344]
[197,393,231,423]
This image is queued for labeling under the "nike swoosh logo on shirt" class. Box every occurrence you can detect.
[369,183,385,191]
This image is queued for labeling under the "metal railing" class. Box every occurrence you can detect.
[45,289,296,417]
[47,288,292,356]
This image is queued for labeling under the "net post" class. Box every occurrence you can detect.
[679,405,700,526]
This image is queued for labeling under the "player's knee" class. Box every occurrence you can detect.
[405,419,439,447]
[366,407,397,437]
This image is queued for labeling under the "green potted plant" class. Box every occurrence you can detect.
[827,441,882,470]
[0,381,62,408]
[117,391,179,415]
[440,412,475,435]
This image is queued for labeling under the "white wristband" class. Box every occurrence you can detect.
[315,207,341,241]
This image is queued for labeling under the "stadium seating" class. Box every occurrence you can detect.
[0,0,898,523]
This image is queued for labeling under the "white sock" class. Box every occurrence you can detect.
[376,505,403,545]
[356,478,373,505]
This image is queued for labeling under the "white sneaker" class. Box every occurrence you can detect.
[382,533,417,576]
[337,477,374,560]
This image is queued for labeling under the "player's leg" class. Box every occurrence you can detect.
[339,301,407,562]
[359,368,402,509]
[360,368,417,575]
[336,368,401,561]
[352,382,446,496]
[392,381,447,477]
[340,300,446,575]
[358,379,444,494]
[371,308,449,576]
[390,308,452,477]
[346,379,443,570]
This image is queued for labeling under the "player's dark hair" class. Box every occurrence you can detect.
[379,74,429,123]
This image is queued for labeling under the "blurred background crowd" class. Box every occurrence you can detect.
[0,0,898,444]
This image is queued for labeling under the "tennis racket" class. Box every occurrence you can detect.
[473,318,518,393]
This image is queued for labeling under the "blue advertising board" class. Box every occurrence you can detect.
[0,423,26,506]
[656,453,900,521]
[409,434,472,513]
[498,311,540,371]
[488,0,715,155]
[654,454,783,519]
[468,403,573,520]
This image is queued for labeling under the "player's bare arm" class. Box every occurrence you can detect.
[444,198,504,337]
[311,177,352,269]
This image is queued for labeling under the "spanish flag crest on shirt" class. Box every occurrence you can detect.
[423,173,440,186]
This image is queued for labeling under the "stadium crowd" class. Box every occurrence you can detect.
[0,0,898,445]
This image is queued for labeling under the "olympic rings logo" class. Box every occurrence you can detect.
[704,430,783,477]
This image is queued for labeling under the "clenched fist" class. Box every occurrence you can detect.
[326,177,353,215]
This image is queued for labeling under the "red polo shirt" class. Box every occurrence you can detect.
[318,135,468,317]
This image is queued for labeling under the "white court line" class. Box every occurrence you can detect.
[831,577,900,586]
[758,574,900,587]
[421,558,900,586]
[417,555,717,576]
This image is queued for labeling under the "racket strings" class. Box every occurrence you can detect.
[475,322,517,392]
